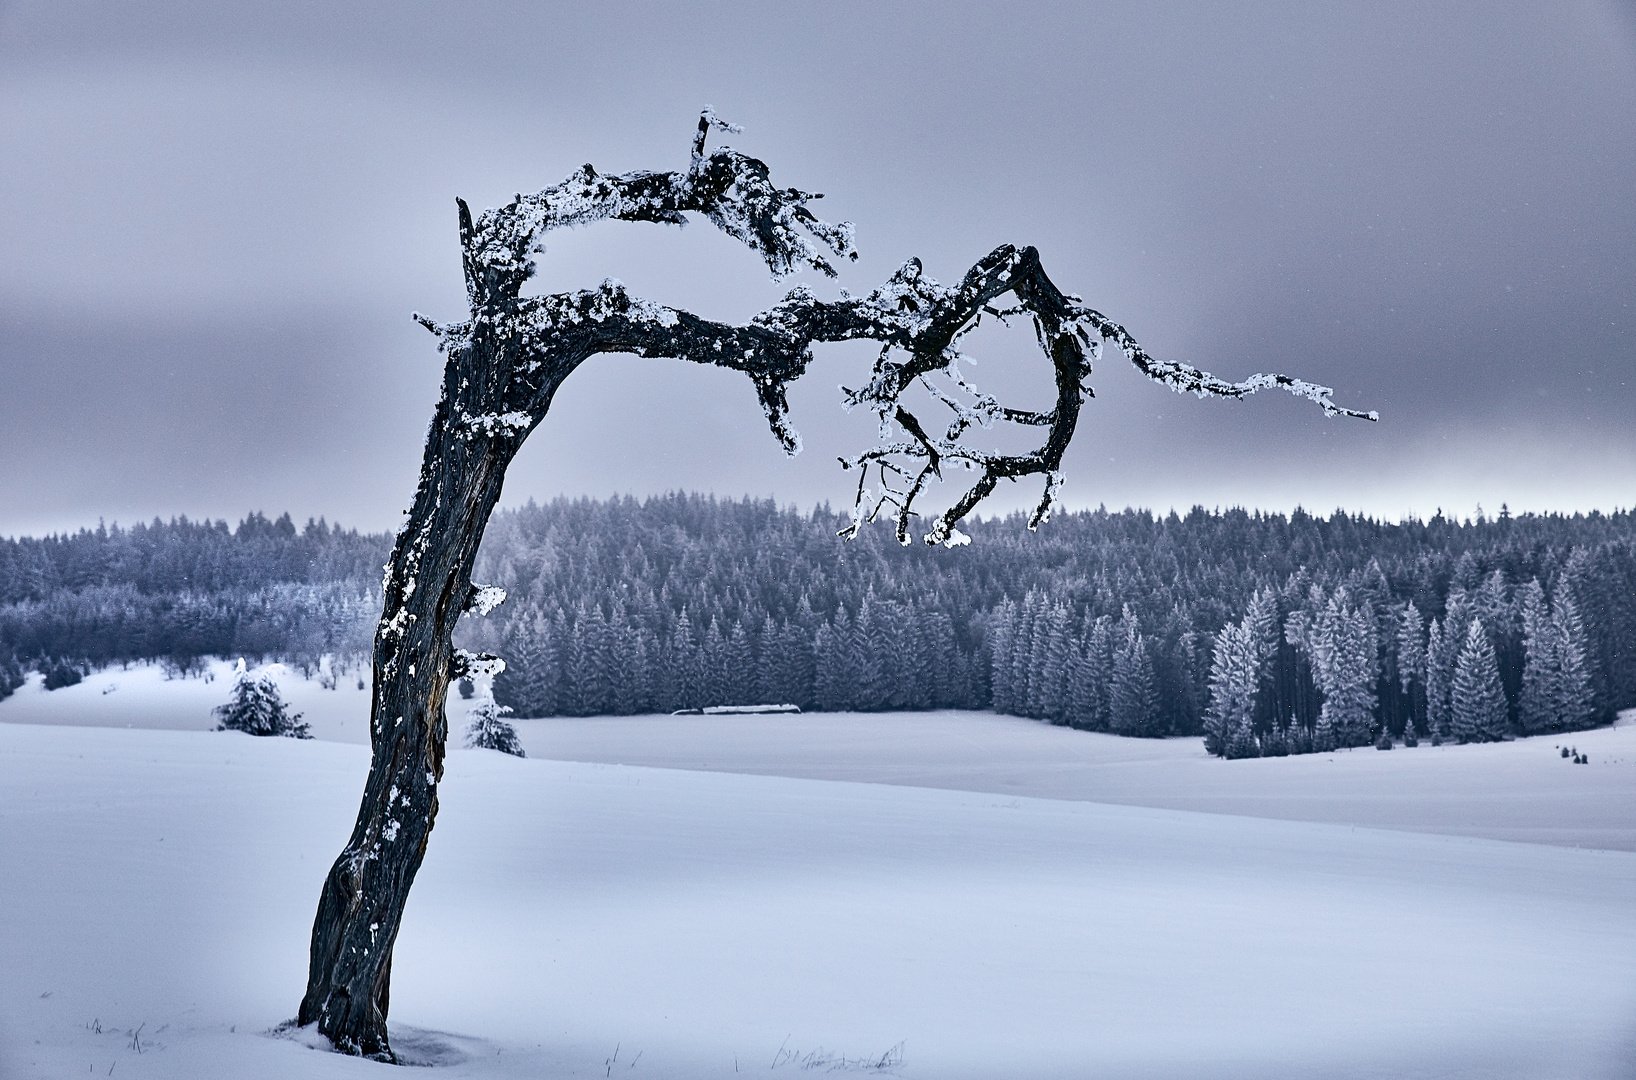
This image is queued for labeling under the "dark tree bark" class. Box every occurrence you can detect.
[297,109,1373,1060]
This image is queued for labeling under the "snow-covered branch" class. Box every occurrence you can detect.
[456,106,857,303]
[418,111,1375,550]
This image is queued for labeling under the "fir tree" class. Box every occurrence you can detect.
[1325,600,1378,748]
[1288,588,1376,749]
[702,615,729,708]
[464,694,525,757]
[1110,613,1159,737]
[1205,620,1258,757]
[987,597,1018,715]
[1223,710,1260,759]
[628,629,653,714]
[1011,591,1043,717]
[1424,617,1451,744]
[1284,715,1313,755]
[1312,710,1337,752]
[1517,579,1557,735]
[1068,615,1113,730]
[1395,601,1425,739]
[1259,716,1288,756]
[1039,602,1072,723]
[854,596,887,710]
[1450,619,1508,743]
[214,664,311,739]
[814,610,857,711]
[754,613,783,704]
[1552,594,1596,731]
[726,619,754,705]
[670,608,703,710]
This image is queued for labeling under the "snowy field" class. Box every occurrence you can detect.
[3,663,1635,1078]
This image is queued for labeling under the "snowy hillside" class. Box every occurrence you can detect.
[2,666,1634,1077]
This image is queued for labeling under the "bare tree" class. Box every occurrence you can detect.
[295,108,1373,1059]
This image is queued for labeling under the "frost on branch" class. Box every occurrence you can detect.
[457,105,858,294]
[821,246,1377,546]
[452,649,506,679]
[416,109,1374,552]
[464,584,507,617]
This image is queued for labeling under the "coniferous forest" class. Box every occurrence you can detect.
[1,496,1632,756]
[0,512,384,695]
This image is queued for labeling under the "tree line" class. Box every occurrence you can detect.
[0,513,384,694]
[2,496,1631,749]
[461,496,1633,745]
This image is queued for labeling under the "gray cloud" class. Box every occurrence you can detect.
[2,0,1632,536]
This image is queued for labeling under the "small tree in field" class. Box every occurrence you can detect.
[297,109,1375,1060]
[463,693,524,757]
[215,665,310,739]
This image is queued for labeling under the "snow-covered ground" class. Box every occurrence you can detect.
[0,660,380,744]
[2,663,1635,1077]
[10,660,1632,849]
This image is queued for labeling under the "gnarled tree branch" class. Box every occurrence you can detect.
[422,175,1375,548]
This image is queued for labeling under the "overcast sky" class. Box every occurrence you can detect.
[2,0,1633,538]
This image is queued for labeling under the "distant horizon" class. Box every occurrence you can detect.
[6,490,1631,543]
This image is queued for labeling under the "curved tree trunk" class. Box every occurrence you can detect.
[296,366,520,1059]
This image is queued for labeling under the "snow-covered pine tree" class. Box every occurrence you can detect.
[844,605,875,709]
[1312,709,1338,752]
[670,608,703,710]
[901,605,934,711]
[1244,587,1281,675]
[1517,579,1558,735]
[1110,611,1159,737]
[1259,715,1288,756]
[585,602,616,715]
[1450,618,1508,742]
[1287,587,1376,749]
[608,606,640,715]
[1205,620,1259,757]
[1559,545,1618,719]
[1552,593,1596,731]
[464,693,524,757]
[491,611,544,716]
[927,611,961,709]
[987,597,1018,715]
[814,610,859,711]
[754,613,783,704]
[1013,591,1044,717]
[1395,601,1425,743]
[726,619,754,706]
[1240,587,1281,735]
[1327,599,1379,747]
[1039,602,1073,723]
[1223,708,1259,759]
[1068,615,1113,730]
[1284,714,1313,755]
[1023,597,1049,718]
[1424,615,1452,744]
[1452,550,1482,593]
[214,664,311,739]
[852,596,884,709]
[628,629,653,714]
[1475,570,1520,709]
[559,604,588,715]
[702,615,729,708]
